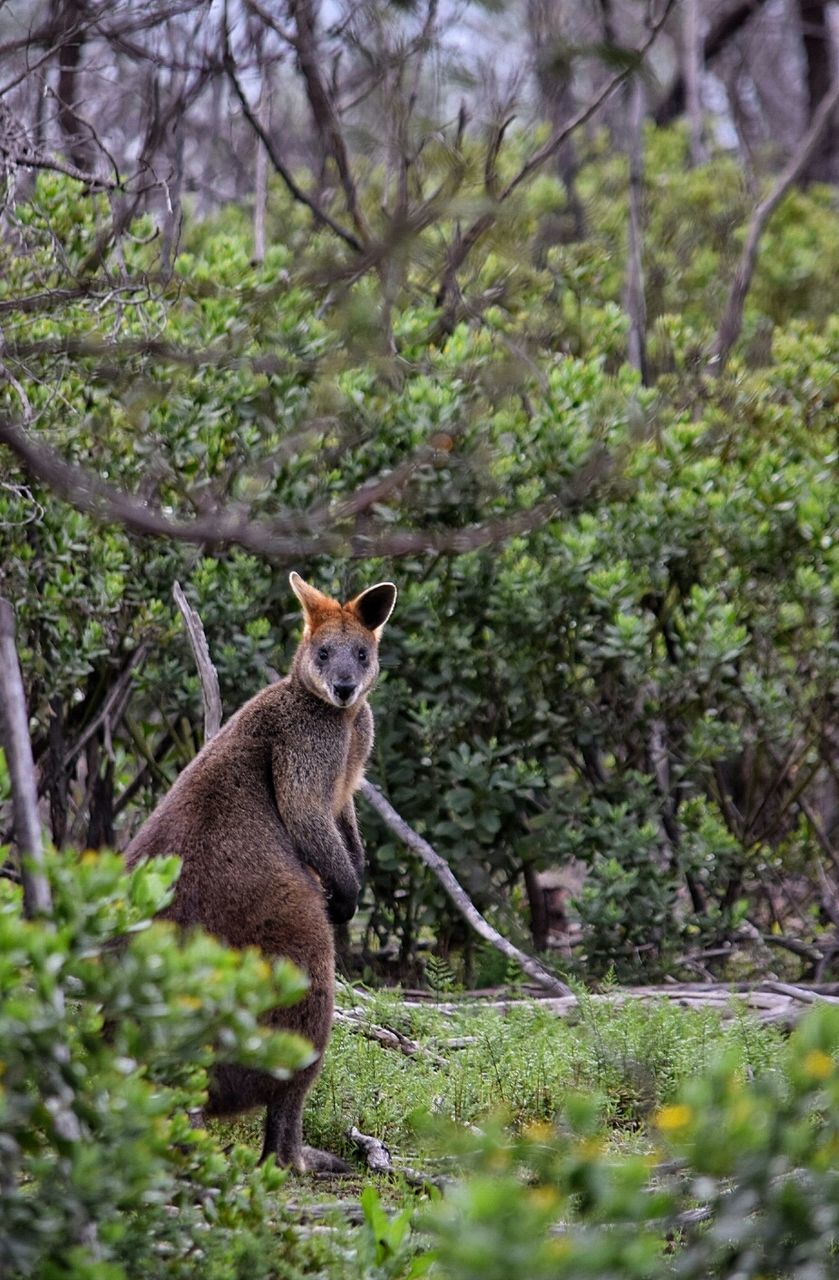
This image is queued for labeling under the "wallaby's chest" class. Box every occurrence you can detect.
[329,735,364,817]
[329,714,371,817]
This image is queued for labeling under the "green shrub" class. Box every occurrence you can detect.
[0,849,313,1279]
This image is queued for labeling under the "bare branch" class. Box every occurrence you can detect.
[359,781,573,998]
[708,75,839,374]
[173,582,222,741]
[0,599,52,917]
[287,0,370,245]
[437,0,677,311]
[222,19,363,253]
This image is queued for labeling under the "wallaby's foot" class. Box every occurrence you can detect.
[302,1145,351,1174]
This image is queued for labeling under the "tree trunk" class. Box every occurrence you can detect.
[625,78,648,384]
[683,0,706,166]
[798,0,836,183]
[52,0,90,171]
[523,861,549,952]
[655,0,773,125]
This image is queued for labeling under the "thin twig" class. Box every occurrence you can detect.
[708,74,839,374]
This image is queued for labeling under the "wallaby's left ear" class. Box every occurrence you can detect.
[347,582,397,636]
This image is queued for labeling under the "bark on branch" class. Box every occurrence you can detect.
[0,415,605,561]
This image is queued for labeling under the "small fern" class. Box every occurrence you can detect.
[426,954,457,997]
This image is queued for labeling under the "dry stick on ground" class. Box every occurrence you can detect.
[708,73,839,374]
[333,1007,449,1067]
[360,781,573,998]
[173,582,222,741]
[348,1126,448,1189]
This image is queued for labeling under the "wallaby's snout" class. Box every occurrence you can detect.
[333,679,357,704]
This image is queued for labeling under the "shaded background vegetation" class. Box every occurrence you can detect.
[1,0,838,987]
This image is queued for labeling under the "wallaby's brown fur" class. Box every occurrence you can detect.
[124,572,397,1171]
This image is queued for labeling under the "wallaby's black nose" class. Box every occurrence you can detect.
[334,681,356,703]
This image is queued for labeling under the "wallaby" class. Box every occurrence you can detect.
[124,571,397,1171]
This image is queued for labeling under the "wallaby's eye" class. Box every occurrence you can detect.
[357,648,368,664]
[318,646,330,662]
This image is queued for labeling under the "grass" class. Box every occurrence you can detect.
[210,988,789,1276]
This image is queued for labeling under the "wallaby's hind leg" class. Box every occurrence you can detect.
[260,1090,305,1171]
[260,1082,350,1174]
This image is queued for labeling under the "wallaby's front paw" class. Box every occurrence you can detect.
[326,882,360,924]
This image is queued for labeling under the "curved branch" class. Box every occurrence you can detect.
[0,417,606,561]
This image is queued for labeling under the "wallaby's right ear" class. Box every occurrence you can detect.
[289,572,339,633]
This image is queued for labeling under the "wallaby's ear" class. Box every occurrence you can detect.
[289,571,340,633]
[346,582,397,637]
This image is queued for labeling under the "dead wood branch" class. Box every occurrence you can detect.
[0,598,52,916]
[348,1126,447,1188]
[359,781,573,998]
[349,1126,393,1174]
[173,583,222,741]
[390,981,839,1027]
[333,1007,448,1066]
[708,74,839,374]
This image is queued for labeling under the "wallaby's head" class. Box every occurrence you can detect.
[289,572,397,710]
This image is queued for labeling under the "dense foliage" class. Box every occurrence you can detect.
[1,128,838,983]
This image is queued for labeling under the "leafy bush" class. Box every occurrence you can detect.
[0,849,313,1280]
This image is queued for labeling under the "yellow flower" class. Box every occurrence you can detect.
[527,1185,559,1210]
[523,1121,554,1143]
[803,1050,834,1080]
[655,1104,693,1133]
[176,995,203,1011]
